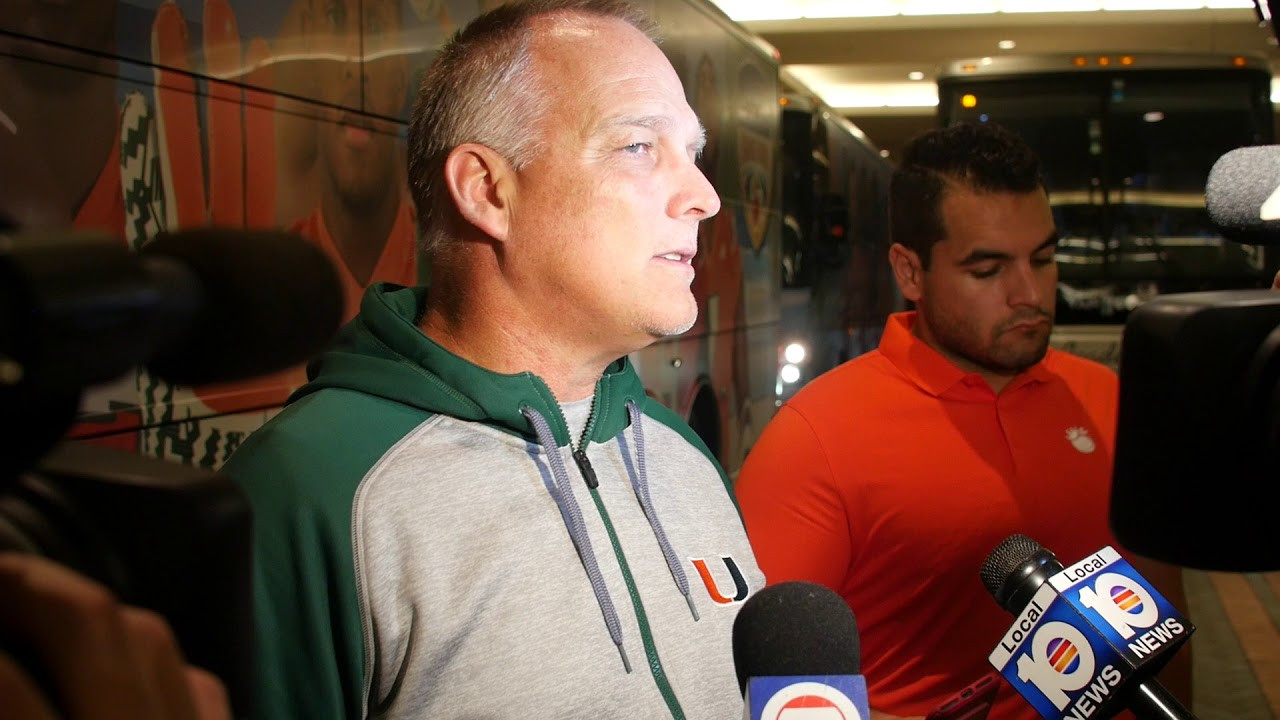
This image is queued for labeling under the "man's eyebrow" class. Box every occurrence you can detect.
[691,124,708,154]
[957,248,1012,266]
[598,114,707,152]
[1036,232,1060,252]
[957,232,1060,266]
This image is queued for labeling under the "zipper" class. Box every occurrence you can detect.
[557,390,600,489]
[589,488,687,719]
[555,394,685,717]
[573,448,599,489]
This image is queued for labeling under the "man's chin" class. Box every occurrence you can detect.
[650,319,697,338]
[1001,345,1051,374]
[645,309,698,339]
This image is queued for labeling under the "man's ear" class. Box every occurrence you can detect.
[888,242,925,303]
[443,143,514,241]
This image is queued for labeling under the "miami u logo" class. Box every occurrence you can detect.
[690,556,749,605]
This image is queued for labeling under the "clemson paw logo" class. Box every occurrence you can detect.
[1066,427,1096,454]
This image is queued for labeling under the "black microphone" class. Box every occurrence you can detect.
[732,581,871,719]
[981,535,1195,720]
[1205,144,1280,246]
[0,227,344,390]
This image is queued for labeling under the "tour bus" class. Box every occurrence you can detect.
[936,52,1279,366]
[776,84,898,402]
[3,0,889,476]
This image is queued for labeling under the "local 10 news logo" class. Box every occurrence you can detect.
[987,546,1193,720]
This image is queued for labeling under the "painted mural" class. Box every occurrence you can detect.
[3,0,785,472]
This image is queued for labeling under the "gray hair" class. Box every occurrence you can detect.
[406,0,659,254]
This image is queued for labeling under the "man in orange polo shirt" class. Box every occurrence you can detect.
[735,123,1190,720]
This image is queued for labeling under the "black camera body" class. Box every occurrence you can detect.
[0,441,255,715]
[0,225,343,718]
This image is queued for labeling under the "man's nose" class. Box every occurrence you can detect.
[1007,261,1044,306]
[670,156,721,221]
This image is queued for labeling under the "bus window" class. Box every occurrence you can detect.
[938,54,1278,328]
[1105,76,1270,286]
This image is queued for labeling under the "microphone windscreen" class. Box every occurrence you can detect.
[1206,144,1280,245]
[142,228,344,386]
[980,535,1043,597]
[731,581,861,694]
[980,534,1066,614]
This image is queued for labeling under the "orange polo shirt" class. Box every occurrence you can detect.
[736,311,1119,720]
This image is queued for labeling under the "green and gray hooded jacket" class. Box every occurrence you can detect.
[224,283,764,719]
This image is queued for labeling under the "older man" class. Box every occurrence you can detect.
[223,2,762,718]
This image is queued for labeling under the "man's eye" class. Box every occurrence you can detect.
[1033,254,1056,267]
[623,142,653,155]
[971,267,1000,279]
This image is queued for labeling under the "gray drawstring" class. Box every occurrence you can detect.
[626,401,700,622]
[521,406,632,673]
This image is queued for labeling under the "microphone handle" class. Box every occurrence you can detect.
[1131,679,1197,720]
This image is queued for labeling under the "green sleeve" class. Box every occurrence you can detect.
[224,423,366,720]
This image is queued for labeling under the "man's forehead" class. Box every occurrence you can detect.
[519,12,704,141]
[533,11,635,46]
[594,111,706,140]
[936,192,1055,254]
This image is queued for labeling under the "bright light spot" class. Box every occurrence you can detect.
[1143,111,1165,123]
[780,364,802,384]
[998,39,1017,50]
[908,70,925,80]
[707,0,1253,21]
[784,343,807,364]
[819,83,939,108]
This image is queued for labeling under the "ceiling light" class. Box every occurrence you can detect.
[820,83,940,109]
[998,40,1017,50]
[1002,0,1102,10]
[801,0,899,17]
[902,0,999,14]
[908,71,925,80]
[1101,0,1203,9]
[711,0,1255,20]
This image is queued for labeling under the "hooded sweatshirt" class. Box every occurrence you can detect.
[224,283,764,719]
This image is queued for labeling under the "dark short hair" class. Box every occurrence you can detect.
[889,122,1044,268]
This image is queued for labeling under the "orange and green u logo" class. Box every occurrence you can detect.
[690,556,749,605]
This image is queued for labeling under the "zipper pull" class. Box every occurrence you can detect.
[572,448,599,489]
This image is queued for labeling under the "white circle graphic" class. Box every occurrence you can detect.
[759,681,864,720]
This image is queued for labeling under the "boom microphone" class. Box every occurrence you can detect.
[0,227,344,390]
[1205,145,1280,245]
[732,581,871,720]
[981,535,1195,720]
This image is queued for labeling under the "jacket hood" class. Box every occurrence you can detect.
[292,283,649,446]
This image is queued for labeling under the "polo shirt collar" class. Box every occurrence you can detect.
[879,311,1056,397]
